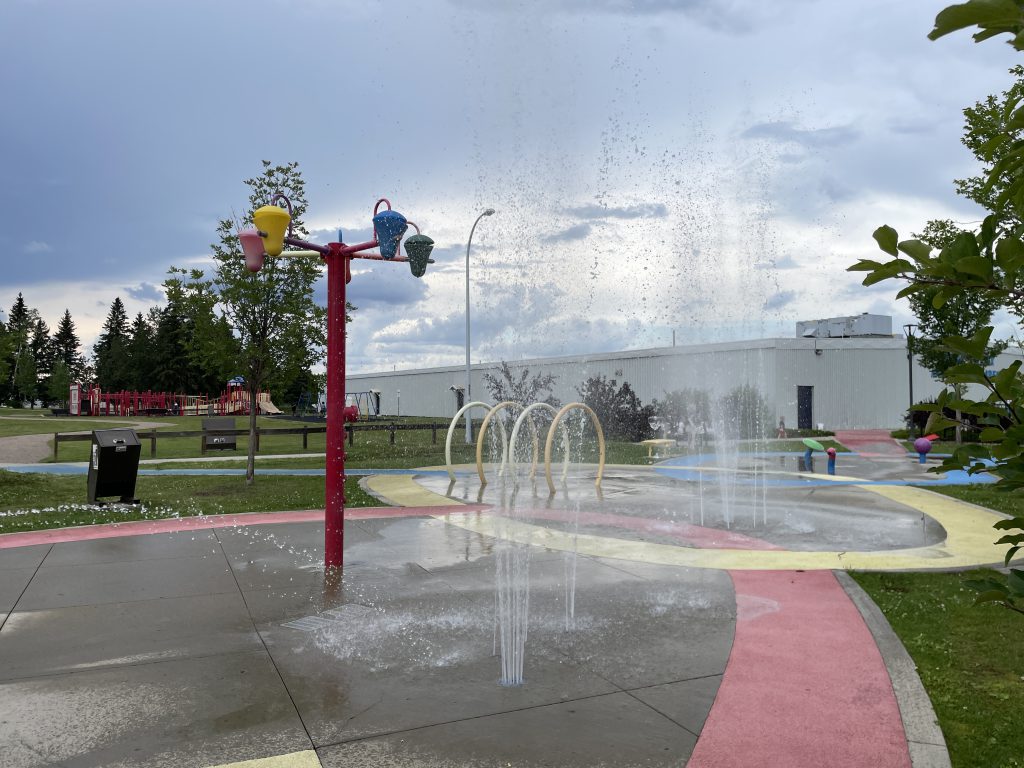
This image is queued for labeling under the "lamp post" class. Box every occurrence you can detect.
[903,323,918,437]
[465,208,496,444]
[241,195,434,572]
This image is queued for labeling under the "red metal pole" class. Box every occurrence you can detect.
[324,245,348,570]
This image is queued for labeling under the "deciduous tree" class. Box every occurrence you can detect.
[208,161,326,484]
[850,0,1024,611]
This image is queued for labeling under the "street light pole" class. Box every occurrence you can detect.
[465,208,495,444]
[903,323,918,437]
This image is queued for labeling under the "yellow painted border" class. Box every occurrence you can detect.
[366,472,1019,572]
[204,749,321,768]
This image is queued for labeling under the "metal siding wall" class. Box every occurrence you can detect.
[347,338,1001,428]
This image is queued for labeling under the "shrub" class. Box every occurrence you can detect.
[717,385,772,440]
[576,374,654,442]
[652,388,712,433]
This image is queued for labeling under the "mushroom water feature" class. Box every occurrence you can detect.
[915,436,933,464]
[243,193,434,572]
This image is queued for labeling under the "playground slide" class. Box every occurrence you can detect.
[259,398,282,415]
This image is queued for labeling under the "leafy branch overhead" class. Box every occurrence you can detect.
[853,0,1024,612]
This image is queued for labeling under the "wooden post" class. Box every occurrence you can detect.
[255,428,260,452]
[389,425,396,445]
[150,431,157,458]
[53,433,58,462]
[347,425,354,446]
[302,426,308,450]
[431,424,437,444]
[201,435,207,455]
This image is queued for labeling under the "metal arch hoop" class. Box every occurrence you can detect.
[544,402,606,496]
[446,401,496,482]
[475,401,522,485]
[508,402,570,483]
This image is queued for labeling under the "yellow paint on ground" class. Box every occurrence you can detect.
[368,470,1017,571]
[204,749,321,768]
[364,473,464,507]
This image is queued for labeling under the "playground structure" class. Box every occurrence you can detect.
[347,390,382,419]
[69,380,283,418]
[445,400,606,495]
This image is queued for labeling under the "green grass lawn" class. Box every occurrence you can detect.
[0,415,145,437]
[851,482,1024,768]
[925,484,1024,517]
[853,569,1024,768]
[0,469,380,535]
[49,415,320,462]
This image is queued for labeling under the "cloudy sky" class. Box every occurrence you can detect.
[1,0,1020,375]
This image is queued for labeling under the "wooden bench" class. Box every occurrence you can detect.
[201,417,238,453]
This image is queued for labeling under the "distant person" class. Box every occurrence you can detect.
[776,416,786,439]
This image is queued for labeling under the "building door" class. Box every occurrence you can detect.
[797,386,813,430]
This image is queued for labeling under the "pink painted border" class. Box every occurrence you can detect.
[687,570,911,768]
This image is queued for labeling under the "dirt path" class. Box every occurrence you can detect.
[0,433,53,464]
[0,419,169,465]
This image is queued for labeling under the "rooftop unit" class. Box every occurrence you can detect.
[795,313,892,339]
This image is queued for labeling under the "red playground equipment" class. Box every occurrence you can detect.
[69,379,284,417]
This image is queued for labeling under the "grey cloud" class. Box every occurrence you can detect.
[887,118,935,136]
[564,203,669,220]
[754,255,801,270]
[124,282,164,303]
[451,0,798,33]
[540,223,592,244]
[313,266,429,309]
[840,278,895,299]
[308,226,375,246]
[742,121,860,148]
[820,176,855,203]
[762,290,797,311]
[23,240,52,254]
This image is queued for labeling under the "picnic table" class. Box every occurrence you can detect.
[639,438,676,459]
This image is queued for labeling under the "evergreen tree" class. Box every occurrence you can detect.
[93,298,131,391]
[52,309,85,380]
[30,317,52,403]
[163,268,238,394]
[125,312,155,391]
[13,348,36,407]
[5,294,39,404]
[48,360,71,407]
[7,293,30,336]
[149,307,190,392]
[0,313,12,404]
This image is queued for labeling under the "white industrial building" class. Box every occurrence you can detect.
[346,314,1020,430]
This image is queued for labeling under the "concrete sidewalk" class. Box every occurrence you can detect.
[0,500,948,768]
[0,511,736,767]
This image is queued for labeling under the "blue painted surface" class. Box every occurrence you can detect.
[2,453,996,486]
[653,452,997,487]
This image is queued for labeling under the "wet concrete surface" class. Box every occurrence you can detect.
[0,516,734,767]
[0,448,964,767]
[418,457,948,554]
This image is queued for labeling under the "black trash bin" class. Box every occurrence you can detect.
[87,429,141,504]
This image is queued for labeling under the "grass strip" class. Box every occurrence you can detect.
[852,569,1024,768]
[0,470,380,535]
